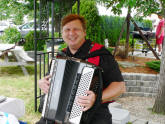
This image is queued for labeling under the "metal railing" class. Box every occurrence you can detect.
[34,0,80,111]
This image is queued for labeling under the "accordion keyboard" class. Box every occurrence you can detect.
[69,67,94,124]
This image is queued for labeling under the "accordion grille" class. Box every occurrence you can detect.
[69,70,93,119]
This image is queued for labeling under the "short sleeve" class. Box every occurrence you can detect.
[99,48,124,89]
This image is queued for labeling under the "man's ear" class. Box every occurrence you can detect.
[84,30,86,36]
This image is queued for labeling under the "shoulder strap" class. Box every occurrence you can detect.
[89,42,103,53]
[88,42,104,66]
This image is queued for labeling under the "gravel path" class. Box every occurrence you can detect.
[117,96,165,124]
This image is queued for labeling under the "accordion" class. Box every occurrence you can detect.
[42,57,102,124]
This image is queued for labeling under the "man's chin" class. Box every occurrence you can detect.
[68,43,80,49]
[68,41,77,46]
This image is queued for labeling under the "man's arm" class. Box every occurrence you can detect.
[102,81,125,103]
[77,81,125,111]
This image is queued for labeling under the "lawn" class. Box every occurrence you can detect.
[0,65,41,124]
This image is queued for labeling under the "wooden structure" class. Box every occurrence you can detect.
[0,44,34,76]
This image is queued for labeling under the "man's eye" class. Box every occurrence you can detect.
[64,29,70,32]
[74,28,80,31]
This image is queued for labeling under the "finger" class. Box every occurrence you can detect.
[76,97,94,112]
[44,80,50,86]
[85,91,96,99]
[45,75,51,80]
[43,87,49,94]
[77,99,89,106]
[77,101,90,111]
[39,79,50,87]
[38,79,50,93]
[78,95,88,100]
[40,84,49,94]
[77,94,95,104]
[78,91,95,98]
[77,102,88,107]
[82,106,90,111]
[85,90,94,95]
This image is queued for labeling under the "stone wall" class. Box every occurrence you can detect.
[122,73,159,97]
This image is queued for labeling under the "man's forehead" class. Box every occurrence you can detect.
[63,19,82,26]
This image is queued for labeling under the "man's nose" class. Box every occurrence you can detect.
[69,29,75,35]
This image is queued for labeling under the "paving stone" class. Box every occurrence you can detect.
[109,102,122,109]
[118,61,140,68]
[127,86,142,92]
[129,115,138,123]
[125,80,137,86]
[132,119,148,124]
[110,107,130,124]
[148,121,160,124]
[128,115,160,124]
[141,74,158,81]
[122,92,144,97]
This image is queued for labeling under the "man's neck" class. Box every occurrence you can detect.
[69,47,78,55]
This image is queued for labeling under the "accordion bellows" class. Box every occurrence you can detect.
[42,57,101,124]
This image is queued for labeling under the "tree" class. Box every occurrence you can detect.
[152,0,165,114]
[96,0,165,114]
[95,0,160,58]
[72,0,102,44]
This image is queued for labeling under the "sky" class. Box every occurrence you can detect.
[97,4,128,17]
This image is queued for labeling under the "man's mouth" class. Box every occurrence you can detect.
[69,37,77,41]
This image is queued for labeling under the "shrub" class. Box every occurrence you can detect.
[0,27,22,44]
[58,43,67,51]
[23,31,47,51]
[145,60,160,72]
[107,47,114,53]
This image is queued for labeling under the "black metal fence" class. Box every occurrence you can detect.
[34,0,80,112]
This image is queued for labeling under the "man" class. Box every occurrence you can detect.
[37,14,125,124]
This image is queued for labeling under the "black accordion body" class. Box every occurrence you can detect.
[42,57,103,124]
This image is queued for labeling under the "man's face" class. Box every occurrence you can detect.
[62,19,86,49]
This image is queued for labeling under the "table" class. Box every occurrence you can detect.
[0,44,34,75]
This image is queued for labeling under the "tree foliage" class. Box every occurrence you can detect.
[95,0,160,17]
[0,27,22,43]
[100,15,127,46]
[71,0,152,46]
[72,0,103,44]
[0,0,31,24]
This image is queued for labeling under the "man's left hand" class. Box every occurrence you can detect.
[77,90,96,111]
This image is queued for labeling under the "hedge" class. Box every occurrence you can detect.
[23,31,47,51]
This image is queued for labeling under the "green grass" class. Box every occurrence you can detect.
[145,60,160,72]
[0,65,35,76]
[0,65,41,124]
[126,122,132,124]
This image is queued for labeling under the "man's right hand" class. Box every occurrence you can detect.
[38,75,51,94]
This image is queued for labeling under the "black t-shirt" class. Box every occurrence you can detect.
[63,39,124,89]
